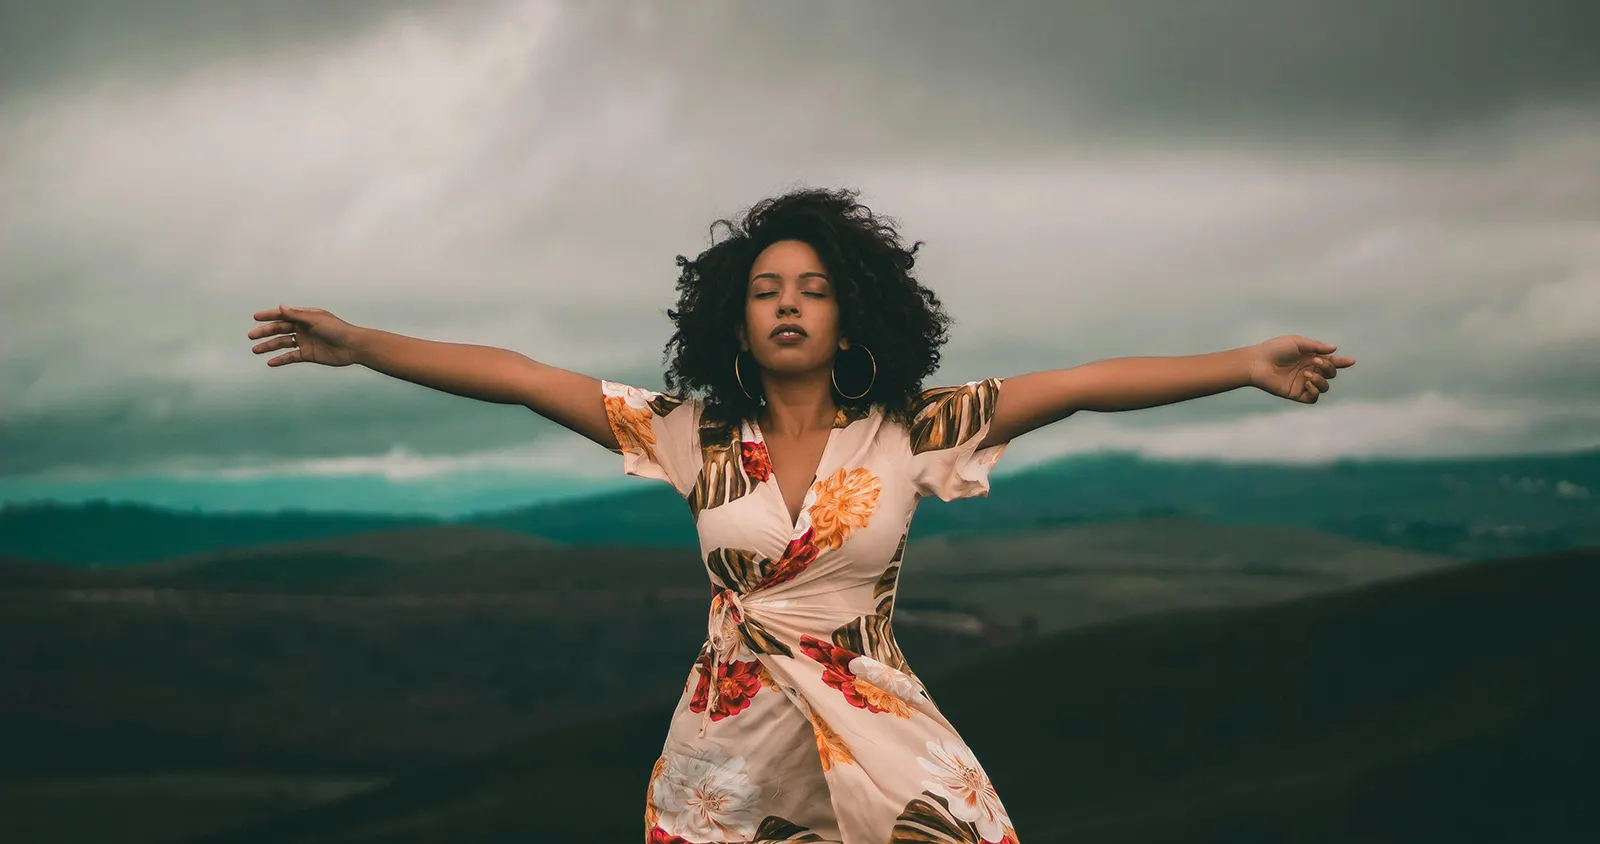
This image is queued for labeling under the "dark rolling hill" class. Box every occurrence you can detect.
[0,525,1013,783]
[0,517,1463,794]
[170,547,1599,844]
[898,515,1456,634]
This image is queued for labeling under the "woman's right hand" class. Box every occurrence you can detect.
[248,304,363,367]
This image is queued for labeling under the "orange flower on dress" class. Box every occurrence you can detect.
[645,754,667,829]
[808,467,881,551]
[851,676,913,718]
[809,710,856,771]
[604,394,658,462]
[756,660,781,691]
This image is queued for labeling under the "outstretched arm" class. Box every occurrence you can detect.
[979,335,1355,449]
[353,327,618,450]
[249,304,620,451]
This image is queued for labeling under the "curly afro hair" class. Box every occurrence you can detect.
[661,186,955,429]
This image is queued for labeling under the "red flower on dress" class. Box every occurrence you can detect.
[756,528,820,590]
[740,440,772,482]
[688,655,762,721]
[688,650,711,713]
[799,635,912,716]
[800,636,873,710]
[648,825,691,844]
[711,658,762,720]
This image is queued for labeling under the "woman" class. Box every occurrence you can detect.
[248,187,1353,843]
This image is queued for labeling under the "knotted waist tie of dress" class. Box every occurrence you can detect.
[697,583,871,736]
[700,586,749,737]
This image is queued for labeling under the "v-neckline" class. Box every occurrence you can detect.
[749,413,840,536]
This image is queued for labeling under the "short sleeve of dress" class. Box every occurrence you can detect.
[600,380,703,497]
[904,376,1009,501]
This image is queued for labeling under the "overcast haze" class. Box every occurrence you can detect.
[2,0,1598,514]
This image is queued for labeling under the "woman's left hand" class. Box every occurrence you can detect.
[1248,335,1356,404]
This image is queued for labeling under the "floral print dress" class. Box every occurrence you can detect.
[602,377,1020,844]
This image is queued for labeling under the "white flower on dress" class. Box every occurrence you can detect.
[652,746,763,842]
[917,738,1011,843]
[848,654,927,703]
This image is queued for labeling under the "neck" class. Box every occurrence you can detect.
[757,370,837,436]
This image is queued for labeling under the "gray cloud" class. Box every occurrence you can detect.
[1,0,1597,489]
[871,0,1600,135]
[0,359,659,478]
[551,0,1600,147]
[0,0,493,101]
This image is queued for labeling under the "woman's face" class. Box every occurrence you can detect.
[740,239,847,375]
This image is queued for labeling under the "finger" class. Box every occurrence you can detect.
[1298,337,1338,354]
[1309,373,1330,392]
[252,335,291,355]
[263,335,300,354]
[267,348,301,367]
[248,320,296,340]
[252,304,299,321]
[1312,358,1336,378]
[1331,355,1356,368]
[253,303,306,321]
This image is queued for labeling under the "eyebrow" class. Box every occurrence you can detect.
[751,271,830,282]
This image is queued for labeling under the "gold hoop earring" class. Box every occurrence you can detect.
[831,344,876,400]
[734,349,759,401]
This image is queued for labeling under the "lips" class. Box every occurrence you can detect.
[770,323,807,339]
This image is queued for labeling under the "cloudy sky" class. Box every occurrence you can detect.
[2,0,1598,516]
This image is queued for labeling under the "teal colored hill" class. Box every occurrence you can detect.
[4,448,1597,566]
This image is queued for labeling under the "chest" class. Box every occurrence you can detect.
[692,414,913,570]
[762,430,833,528]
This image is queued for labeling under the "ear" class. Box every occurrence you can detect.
[736,324,748,351]
[839,337,852,351]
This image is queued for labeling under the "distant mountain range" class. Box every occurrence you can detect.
[4,448,1596,566]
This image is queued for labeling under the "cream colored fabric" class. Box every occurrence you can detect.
[602,377,1019,844]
